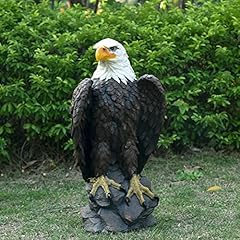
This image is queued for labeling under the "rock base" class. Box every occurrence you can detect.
[80,164,159,233]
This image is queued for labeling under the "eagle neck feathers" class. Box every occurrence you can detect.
[91,59,136,85]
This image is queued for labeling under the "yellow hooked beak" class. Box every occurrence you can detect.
[95,46,116,62]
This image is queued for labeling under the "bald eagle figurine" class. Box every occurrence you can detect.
[71,38,165,205]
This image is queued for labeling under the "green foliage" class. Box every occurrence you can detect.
[176,168,203,181]
[0,0,240,162]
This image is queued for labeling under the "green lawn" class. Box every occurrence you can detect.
[1,151,240,240]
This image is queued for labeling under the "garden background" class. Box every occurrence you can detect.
[1,0,239,166]
[0,0,240,239]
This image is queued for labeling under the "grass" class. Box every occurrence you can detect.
[1,151,240,240]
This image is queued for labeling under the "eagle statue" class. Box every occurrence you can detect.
[71,38,165,206]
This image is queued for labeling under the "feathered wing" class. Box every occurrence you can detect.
[70,78,93,181]
[136,74,166,173]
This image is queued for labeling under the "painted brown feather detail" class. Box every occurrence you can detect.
[71,78,93,180]
[70,75,165,181]
[136,74,166,173]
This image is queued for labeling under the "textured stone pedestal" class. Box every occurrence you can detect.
[80,164,159,233]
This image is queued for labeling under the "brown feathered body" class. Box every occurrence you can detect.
[71,75,165,181]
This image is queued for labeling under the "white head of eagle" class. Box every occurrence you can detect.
[91,38,136,85]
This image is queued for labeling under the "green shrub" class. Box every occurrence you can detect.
[0,0,239,163]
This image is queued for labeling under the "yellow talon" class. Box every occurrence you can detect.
[126,174,156,205]
[89,175,121,198]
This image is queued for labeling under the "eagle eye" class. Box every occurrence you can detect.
[109,46,119,52]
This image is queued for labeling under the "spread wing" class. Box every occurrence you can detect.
[136,74,166,173]
[70,78,93,181]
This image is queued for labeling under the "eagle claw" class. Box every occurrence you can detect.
[126,174,156,206]
[89,175,121,199]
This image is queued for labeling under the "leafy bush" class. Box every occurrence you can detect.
[0,0,239,163]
